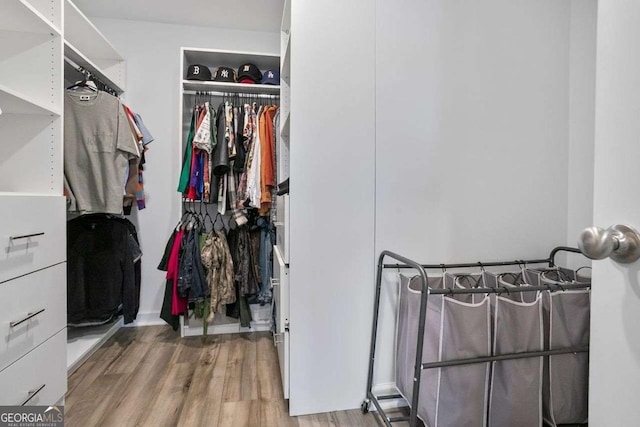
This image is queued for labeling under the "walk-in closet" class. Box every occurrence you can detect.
[2,0,640,426]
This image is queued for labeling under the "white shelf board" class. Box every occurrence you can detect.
[0,0,61,35]
[0,83,61,115]
[64,42,125,94]
[64,0,124,62]
[183,47,280,76]
[183,80,280,95]
[67,318,123,373]
[0,191,61,197]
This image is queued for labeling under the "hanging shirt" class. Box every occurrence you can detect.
[193,102,212,153]
[259,105,278,214]
[246,105,263,208]
[64,90,141,215]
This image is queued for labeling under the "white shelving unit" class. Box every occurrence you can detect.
[0,0,66,406]
[273,0,291,401]
[63,0,125,93]
[178,47,280,337]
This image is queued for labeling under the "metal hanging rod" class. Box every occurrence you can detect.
[383,246,582,269]
[64,57,119,97]
[184,90,279,99]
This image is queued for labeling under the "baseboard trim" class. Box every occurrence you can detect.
[124,312,166,327]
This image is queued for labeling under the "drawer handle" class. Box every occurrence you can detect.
[19,384,45,406]
[271,278,280,287]
[10,308,46,328]
[273,222,284,227]
[10,232,45,242]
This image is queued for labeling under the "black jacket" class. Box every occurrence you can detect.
[67,215,141,325]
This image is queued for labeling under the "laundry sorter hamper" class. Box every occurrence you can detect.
[363,247,590,427]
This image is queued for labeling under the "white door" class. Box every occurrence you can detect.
[590,2,640,424]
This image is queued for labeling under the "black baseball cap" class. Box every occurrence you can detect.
[237,63,262,84]
[186,64,212,81]
[212,66,237,83]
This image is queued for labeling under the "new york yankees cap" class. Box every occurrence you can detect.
[212,66,237,83]
[186,64,212,81]
[261,70,280,85]
[237,63,262,84]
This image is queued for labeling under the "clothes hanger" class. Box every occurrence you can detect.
[66,75,98,92]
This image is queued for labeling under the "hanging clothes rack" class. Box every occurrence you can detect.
[363,246,589,427]
[64,57,119,97]
[184,90,279,99]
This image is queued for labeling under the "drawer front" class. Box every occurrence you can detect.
[275,194,289,264]
[275,330,289,399]
[272,246,289,334]
[0,195,66,284]
[0,329,67,406]
[0,263,66,371]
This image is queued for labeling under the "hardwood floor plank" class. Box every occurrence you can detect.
[222,333,258,402]
[138,362,197,427]
[97,335,181,427]
[296,412,335,427]
[64,374,125,427]
[177,335,229,427]
[217,400,261,427]
[260,398,297,427]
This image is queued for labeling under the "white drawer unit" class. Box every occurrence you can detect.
[275,194,290,264]
[0,263,66,371]
[274,330,290,399]
[0,329,67,406]
[272,245,289,334]
[0,195,66,284]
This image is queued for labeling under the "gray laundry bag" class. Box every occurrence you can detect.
[396,274,491,427]
[524,268,590,426]
[488,293,544,427]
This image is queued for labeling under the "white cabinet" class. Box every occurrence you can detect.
[272,245,289,398]
[0,195,66,284]
[273,0,291,402]
[0,330,67,406]
[0,263,66,371]
[0,0,66,405]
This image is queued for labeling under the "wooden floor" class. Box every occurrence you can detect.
[65,325,405,427]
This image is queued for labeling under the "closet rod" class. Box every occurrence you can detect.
[183,90,279,99]
[63,57,119,95]
[383,246,582,269]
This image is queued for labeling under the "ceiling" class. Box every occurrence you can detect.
[73,0,285,33]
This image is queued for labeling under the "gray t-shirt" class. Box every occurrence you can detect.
[64,90,140,215]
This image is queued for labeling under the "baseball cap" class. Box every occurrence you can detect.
[212,66,237,83]
[186,64,212,81]
[261,70,280,85]
[237,63,262,84]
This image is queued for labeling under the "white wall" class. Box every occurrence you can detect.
[590,1,640,423]
[566,0,597,268]
[90,18,279,324]
[288,0,376,416]
[373,0,575,387]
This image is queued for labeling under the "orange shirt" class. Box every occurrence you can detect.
[259,106,277,214]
